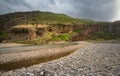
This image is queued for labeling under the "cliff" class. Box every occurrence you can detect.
[0,11,119,43]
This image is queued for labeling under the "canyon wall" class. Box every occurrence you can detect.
[1,21,120,42]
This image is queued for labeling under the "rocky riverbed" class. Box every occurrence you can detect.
[0,42,120,76]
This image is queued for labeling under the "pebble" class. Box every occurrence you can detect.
[1,43,120,76]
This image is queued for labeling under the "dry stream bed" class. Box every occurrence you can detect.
[0,42,87,72]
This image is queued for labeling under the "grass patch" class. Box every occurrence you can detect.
[51,33,75,41]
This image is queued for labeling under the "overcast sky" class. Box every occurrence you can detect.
[0,0,120,21]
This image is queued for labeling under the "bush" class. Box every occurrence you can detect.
[0,32,9,42]
[52,33,74,41]
[74,29,84,33]
[88,31,116,40]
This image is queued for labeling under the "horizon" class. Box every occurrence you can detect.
[0,0,120,21]
[0,10,118,22]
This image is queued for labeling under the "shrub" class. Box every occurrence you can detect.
[74,29,84,33]
[88,31,116,40]
[0,32,9,42]
[52,33,74,41]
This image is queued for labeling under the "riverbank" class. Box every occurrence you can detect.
[0,41,89,72]
[1,42,120,76]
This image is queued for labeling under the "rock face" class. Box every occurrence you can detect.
[70,24,110,41]
[9,33,28,41]
[110,21,120,37]
[7,22,120,41]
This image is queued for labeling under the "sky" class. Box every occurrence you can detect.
[0,0,120,21]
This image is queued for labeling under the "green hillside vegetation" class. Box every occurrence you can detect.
[0,11,97,27]
[88,31,117,40]
[0,11,118,43]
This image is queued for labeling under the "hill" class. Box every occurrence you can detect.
[0,11,119,43]
[0,11,98,32]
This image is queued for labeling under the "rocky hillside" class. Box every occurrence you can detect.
[0,11,97,32]
[0,11,120,42]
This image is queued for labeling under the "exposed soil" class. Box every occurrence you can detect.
[0,42,88,72]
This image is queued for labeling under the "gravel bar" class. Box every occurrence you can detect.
[0,43,120,76]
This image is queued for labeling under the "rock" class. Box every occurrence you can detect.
[22,72,34,76]
[1,43,120,76]
[40,71,45,76]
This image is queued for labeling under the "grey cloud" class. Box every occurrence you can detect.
[0,0,32,14]
[74,0,116,21]
[0,0,118,21]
